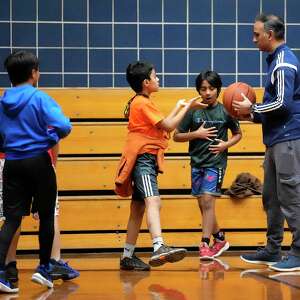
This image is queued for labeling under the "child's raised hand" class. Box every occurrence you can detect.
[176,96,208,110]
[176,99,188,108]
[186,96,208,109]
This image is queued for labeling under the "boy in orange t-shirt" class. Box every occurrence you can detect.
[118,61,206,270]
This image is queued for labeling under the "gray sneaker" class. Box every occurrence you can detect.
[120,254,150,271]
[149,245,187,267]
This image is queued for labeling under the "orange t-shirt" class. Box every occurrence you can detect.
[128,95,169,154]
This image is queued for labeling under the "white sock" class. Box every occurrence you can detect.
[122,243,135,258]
[153,236,164,252]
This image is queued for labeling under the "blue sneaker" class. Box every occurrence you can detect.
[31,264,53,288]
[240,248,281,265]
[269,255,300,272]
[0,270,19,293]
[49,259,80,280]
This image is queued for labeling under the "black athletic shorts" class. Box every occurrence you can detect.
[132,153,160,201]
[3,152,57,218]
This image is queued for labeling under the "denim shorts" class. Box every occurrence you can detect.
[191,167,225,197]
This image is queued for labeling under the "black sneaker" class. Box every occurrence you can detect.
[149,245,187,267]
[120,254,150,271]
[5,261,18,283]
[49,259,80,280]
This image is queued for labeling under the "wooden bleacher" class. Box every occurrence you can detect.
[1,88,292,250]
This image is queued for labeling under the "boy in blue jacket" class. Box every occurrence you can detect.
[0,50,72,293]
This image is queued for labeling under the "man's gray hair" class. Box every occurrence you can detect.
[255,13,285,40]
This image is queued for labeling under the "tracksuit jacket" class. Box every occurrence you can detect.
[252,43,300,147]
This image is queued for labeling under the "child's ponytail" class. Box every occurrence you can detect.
[124,95,136,119]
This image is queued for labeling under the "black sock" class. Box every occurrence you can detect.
[201,237,210,245]
[213,231,225,241]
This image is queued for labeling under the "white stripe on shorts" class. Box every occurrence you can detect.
[142,174,154,197]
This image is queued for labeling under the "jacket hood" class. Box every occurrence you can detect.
[1,84,37,117]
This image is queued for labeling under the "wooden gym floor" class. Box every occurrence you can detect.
[1,252,300,300]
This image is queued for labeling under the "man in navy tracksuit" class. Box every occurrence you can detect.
[233,14,300,271]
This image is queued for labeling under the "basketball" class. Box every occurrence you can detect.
[222,82,256,117]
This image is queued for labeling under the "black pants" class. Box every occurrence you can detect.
[0,152,57,268]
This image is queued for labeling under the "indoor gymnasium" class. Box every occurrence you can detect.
[0,0,300,299]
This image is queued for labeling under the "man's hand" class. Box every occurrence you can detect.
[232,92,253,115]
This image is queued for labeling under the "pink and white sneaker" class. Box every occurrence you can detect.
[211,240,230,257]
[199,243,215,260]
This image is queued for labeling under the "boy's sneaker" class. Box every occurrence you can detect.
[240,247,281,265]
[5,262,18,283]
[149,245,187,267]
[49,259,80,280]
[269,255,300,272]
[0,270,19,293]
[211,240,229,258]
[200,258,229,273]
[199,258,230,280]
[120,254,150,271]
[199,243,215,260]
[148,284,186,300]
[31,264,54,288]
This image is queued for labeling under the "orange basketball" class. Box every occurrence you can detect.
[222,82,256,118]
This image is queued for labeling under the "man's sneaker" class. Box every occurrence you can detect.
[211,240,230,258]
[49,259,80,280]
[149,245,187,267]
[31,264,54,288]
[240,269,266,278]
[240,248,281,265]
[199,242,215,260]
[120,254,150,271]
[0,270,19,293]
[269,255,300,272]
[5,262,18,283]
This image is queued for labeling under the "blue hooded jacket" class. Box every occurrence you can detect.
[0,84,72,159]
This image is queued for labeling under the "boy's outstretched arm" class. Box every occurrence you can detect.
[157,97,207,132]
